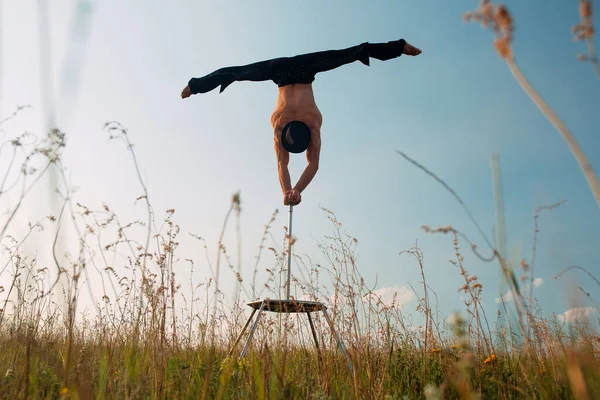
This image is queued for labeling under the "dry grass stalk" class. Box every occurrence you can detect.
[465,0,600,211]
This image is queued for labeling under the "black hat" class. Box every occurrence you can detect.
[281,121,311,153]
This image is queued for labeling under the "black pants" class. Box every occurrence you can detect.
[188,39,406,95]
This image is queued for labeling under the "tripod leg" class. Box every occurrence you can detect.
[322,308,353,373]
[307,312,323,365]
[240,300,267,359]
[226,308,257,359]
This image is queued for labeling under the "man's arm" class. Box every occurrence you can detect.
[292,131,321,194]
[275,139,292,194]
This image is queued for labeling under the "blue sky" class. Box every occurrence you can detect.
[1,0,599,328]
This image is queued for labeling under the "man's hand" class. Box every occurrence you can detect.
[284,189,301,206]
[181,85,192,99]
[403,42,422,56]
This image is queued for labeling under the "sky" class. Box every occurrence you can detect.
[1,0,599,330]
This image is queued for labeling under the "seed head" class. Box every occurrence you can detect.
[578,53,589,61]
[580,0,592,19]
[466,1,515,60]
[495,5,513,34]
[494,37,512,59]
[520,258,529,271]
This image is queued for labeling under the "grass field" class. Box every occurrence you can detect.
[1,1,600,399]
[0,193,598,399]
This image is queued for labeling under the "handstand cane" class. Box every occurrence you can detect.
[286,204,293,299]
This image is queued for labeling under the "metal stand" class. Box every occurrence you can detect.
[226,205,353,372]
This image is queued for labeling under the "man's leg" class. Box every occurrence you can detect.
[186,39,416,95]
[278,39,408,79]
[187,58,283,95]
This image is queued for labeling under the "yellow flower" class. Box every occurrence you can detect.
[60,387,70,395]
[484,354,497,364]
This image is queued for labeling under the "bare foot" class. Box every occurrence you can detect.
[403,42,422,56]
[181,85,192,99]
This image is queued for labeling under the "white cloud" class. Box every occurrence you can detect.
[495,289,515,304]
[311,285,415,309]
[495,278,544,303]
[559,307,596,323]
[366,285,415,308]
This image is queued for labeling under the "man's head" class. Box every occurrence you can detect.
[281,121,311,153]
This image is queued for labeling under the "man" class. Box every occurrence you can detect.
[181,39,422,205]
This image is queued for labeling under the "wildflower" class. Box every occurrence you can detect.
[424,384,442,398]
[237,358,248,370]
[431,348,441,353]
[484,354,497,364]
[60,387,70,395]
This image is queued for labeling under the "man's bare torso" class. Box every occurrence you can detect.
[270,84,323,142]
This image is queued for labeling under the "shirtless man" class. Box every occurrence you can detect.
[181,39,422,205]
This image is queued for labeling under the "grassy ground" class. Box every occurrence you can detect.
[0,287,598,399]
[0,192,598,399]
